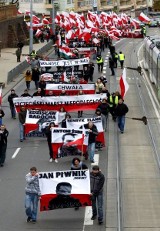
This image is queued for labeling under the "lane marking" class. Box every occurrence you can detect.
[103,66,106,70]
[12,148,21,159]
[103,71,106,74]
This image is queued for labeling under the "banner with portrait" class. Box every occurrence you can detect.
[13,94,106,112]
[66,116,105,148]
[53,70,83,79]
[45,84,95,96]
[51,128,89,159]
[24,110,66,137]
[39,169,91,211]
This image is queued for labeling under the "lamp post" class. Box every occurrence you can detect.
[52,0,55,35]
[29,0,33,54]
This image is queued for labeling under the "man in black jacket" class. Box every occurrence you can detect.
[8,89,18,119]
[0,124,9,167]
[18,106,26,142]
[84,122,98,163]
[90,165,105,225]
[114,98,129,133]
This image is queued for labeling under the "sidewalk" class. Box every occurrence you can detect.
[0,41,49,96]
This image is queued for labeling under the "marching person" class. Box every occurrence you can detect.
[97,98,109,131]
[0,107,5,126]
[114,98,129,133]
[78,90,84,118]
[21,89,31,97]
[109,57,115,76]
[33,88,44,97]
[45,122,57,163]
[90,165,105,225]
[24,70,32,90]
[18,106,26,142]
[118,51,125,69]
[96,55,104,73]
[84,122,98,163]
[108,92,121,121]
[0,124,9,167]
[71,157,88,170]
[94,108,106,132]
[95,79,104,94]
[8,89,18,119]
[25,167,41,223]
[15,47,21,62]
[32,66,40,90]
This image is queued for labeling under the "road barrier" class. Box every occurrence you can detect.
[7,40,53,84]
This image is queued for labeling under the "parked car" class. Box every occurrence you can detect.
[148,19,158,27]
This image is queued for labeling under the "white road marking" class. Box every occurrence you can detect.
[103,66,106,70]
[103,71,106,74]
[83,153,100,230]
[12,148,21,159]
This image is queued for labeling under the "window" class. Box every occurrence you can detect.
[67,0,71,4]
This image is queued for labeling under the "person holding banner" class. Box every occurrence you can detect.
[84,122,98,163]
[95,79,104,94]
[0,108,5,126]
[90,165,105,225]
[25,167,41,223]
[8,89,18,119]
[71,157,88,170]
[45,122,57,163]
[0,124,9,167]
[18,106,26,142]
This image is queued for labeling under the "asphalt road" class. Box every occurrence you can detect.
[0,27,160,231]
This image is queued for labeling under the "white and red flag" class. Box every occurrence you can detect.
[35,29,42,38]
[51,128,89,159]
[119,68,129,98]
[138,12,150,23]
[39,169,91,211]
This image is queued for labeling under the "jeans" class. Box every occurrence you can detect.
[91,192,103,221]
[19,123,24,140]
[10,105,16,118]
[88,143,95,161]
[26,81,31,90]
[0,118,2,126]
[34,81,39,89]
[25,193,39,221]
[117,115,125,132]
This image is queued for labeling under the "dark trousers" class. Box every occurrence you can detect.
[97,63,103,72]
[47,140,53,159]
[0,145,7,165]
[78,111,83,118]
[26,81,31,90]
[110,67,115,75]
[17,55,21,62]
[120,61,124,69]
[10,105,16,118]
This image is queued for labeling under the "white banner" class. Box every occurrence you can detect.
[46,83,95,91]
[39,57,90,67]
[39,170,91,211]
[13,94,106,112]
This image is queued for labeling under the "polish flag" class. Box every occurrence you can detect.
[119,68,129,98]
[0,86,2,105]
[35,29,42,37]
[138,12,150,23]
[60,71,68,82]
[42,18,50,24]
[17,10,23,15]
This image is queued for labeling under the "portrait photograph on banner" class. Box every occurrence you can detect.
[51,128,88,160]
[66,117,105,149]
[39,169,91,211]
[25,110,66,136]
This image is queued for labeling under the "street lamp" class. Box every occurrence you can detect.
[29,0,33,54]
[52,0,55,35]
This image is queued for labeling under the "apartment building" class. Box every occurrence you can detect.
[74,0,151,14]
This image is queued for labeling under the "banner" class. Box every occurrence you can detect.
[45,84,95,95]
[13,94,106,112]
[40,73,53,82]
[39,169,91,211]
[53,70,83,79]
[25,110,66,136]
[39,57,90,67]
[66,116,105,148]
[51,128,89,159]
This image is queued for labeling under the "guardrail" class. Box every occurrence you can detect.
[7,40,53,84]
